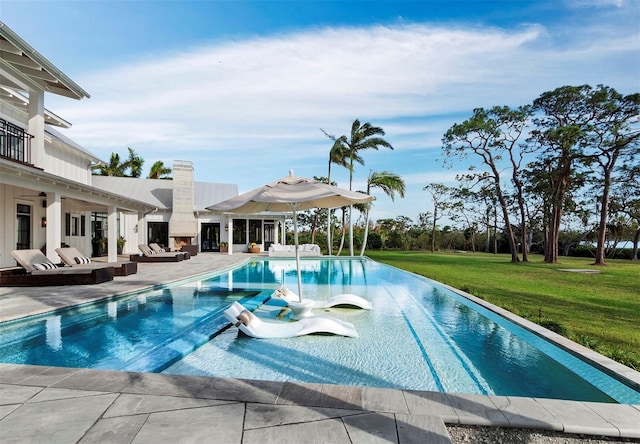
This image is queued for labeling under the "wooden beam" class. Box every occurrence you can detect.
[0,50,41,69]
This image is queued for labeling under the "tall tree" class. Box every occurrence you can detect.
[92,148,147,178]
[321,129,353,255]
[147,160,172,179]
[359,171,405,256]
[530,85,601,263]
[609,165,640,260]
[324,119,393,255]
[423,183,453,252]
[442,106,530,262]
[580,86,640,265]
[92,152,126,176]
[125,147,144,178]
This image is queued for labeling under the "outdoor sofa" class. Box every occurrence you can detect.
[1,249,114,286]
[55,247,137,276]
[268,243,321,257]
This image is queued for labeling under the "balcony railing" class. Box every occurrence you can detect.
[1,118,33,164]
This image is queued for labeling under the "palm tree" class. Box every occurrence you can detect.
[321,128,354,255]
[359,171,405,256]
[92,152,126,176]
[327,119,393,255]
[147,161,172,179]
[125,147,144,178]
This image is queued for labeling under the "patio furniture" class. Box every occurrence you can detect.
[2,249,114,286]
[130,244,187,262]
[148,243,191,259]
[55,247,137,276]
[274,286,372,312]
[223,301,358,338]
[268,243,321,257]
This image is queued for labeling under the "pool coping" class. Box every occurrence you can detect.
[1,363,639,440]
[1,254,639,441]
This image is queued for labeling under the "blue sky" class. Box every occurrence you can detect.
[1,1,639,223]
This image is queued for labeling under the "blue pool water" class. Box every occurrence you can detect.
[1,257,638,404]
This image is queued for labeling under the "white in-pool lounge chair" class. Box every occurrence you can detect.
[223,301,358,338]
[274,286,372,310]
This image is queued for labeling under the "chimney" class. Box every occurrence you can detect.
[168,160,198,247]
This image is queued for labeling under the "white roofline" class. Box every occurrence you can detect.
[0,21,90,100]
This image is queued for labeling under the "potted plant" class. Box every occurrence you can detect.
[117,236,126,254]
[92,237,107,257]
[248,242,260,253]
[219,242,228,253]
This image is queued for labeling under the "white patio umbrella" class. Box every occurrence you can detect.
[207,170,374,301]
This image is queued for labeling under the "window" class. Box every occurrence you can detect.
[16,204,31,250]
[71,215,80,236]
[249,219,262,244]
[66,213,81,236]
[147,222,169,247]
[232,219,246,244]
[91,212,108,240]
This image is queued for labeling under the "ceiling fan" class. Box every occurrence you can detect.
[17,191,47,198]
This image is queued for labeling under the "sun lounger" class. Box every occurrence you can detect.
[55,247,137,276]
[149,243,191,259]
[2,249,114,286]
[223,301,358,338]
[130,244,188,262]
[274,286,372,310]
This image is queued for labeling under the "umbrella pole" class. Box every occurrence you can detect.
[292,206,303,302]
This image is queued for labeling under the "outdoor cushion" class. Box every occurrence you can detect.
[32,262,57,270]
[74,256,91,264]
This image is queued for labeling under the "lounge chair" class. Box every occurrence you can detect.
[130,244,187,262]
[223,301,358,338]
[1,249,113,286]
[149,243,191,259]
[55,247,137,276]
[274,286,372,310]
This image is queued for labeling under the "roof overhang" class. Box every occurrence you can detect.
[1,86,72,128]
[0,21,90,100]
[0,158,155,213]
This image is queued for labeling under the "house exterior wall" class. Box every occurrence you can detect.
[42,136,93,185]
[0,183,103,267]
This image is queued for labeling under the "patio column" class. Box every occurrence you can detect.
[227,218,233,255]
[44,192,61,262]
[136,211,145,247]
[27,90,45,168]
[107,206,117,262]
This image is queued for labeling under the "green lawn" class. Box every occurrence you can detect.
[365,250,640,370]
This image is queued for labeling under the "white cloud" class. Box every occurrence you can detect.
[47,18,638,222]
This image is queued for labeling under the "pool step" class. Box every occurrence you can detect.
[116,290,273,373]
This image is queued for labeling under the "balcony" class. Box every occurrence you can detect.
[1,118,33,165]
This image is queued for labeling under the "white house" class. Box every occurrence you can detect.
[92,163,285,255]
[0,22,284,269]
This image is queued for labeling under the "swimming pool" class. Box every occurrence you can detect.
[1,257,638,404]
